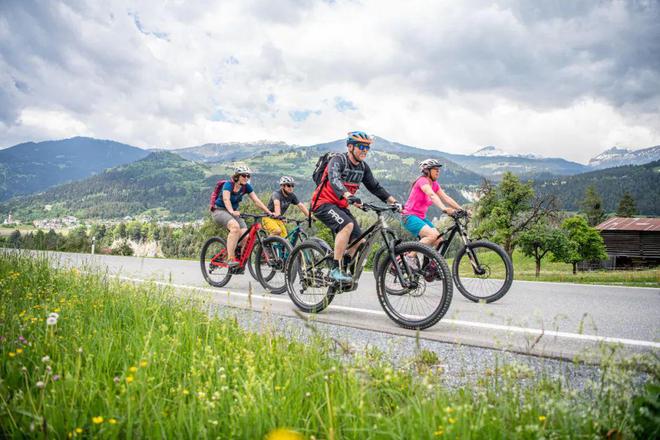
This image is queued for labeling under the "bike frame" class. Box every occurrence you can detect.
[435,214,485,274]
[210,215,271,269]
[309,205,414,289]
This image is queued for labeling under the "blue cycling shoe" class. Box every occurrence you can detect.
[329,267,352,283]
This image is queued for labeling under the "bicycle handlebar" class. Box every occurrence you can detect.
[239,213,270,220]
[360,203,401,214]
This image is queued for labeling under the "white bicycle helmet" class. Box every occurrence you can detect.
[419,158,442,172]
[279,176,295,185]
[234,165,252,175]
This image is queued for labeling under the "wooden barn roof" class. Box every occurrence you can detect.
[596,217,660,232]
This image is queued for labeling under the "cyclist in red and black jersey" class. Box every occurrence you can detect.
[311,131,400,282]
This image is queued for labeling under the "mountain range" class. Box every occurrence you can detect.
[0,137,148,202]
[0,136,658,219]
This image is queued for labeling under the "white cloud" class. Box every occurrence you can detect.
[0,0,659,163]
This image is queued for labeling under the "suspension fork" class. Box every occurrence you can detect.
[456,223,484,273]
[381,228,413,289]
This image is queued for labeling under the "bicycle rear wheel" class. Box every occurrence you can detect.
[285,241,335,313]
[254,236,292,294]
[452,240,513,303]
[200,237,232,287]
[376,242,452,330]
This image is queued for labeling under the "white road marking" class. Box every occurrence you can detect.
[115,276,660,350]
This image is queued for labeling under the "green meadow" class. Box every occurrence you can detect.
[0,253,657,439]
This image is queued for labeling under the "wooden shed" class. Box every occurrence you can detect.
[595,217,660,268]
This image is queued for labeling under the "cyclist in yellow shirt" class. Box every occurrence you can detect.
[262,176,310,237]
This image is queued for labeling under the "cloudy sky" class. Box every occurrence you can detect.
[1,0,659,162]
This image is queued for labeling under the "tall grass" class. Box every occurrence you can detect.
[0,253,656,438]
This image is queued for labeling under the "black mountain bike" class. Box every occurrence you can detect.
[375,210,513,303]
[284,203,453,330]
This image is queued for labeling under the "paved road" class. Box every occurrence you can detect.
[14,250,660,360]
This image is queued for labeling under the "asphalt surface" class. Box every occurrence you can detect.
[14,250,658,362]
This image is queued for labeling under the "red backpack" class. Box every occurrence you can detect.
[209,179,248,210]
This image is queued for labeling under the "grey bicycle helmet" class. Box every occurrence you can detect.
[419,158,442,172]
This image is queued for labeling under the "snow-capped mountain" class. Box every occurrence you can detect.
[587,145,660,170]
[471,146,542,159]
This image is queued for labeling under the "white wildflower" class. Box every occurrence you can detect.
[46,317,57,326]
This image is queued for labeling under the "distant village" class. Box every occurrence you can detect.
[3,211,204,231]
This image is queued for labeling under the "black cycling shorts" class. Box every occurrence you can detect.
[314,203,362,242]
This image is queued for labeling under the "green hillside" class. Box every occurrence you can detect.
[0,137,148,201]
[0,152,213,221]
[1,148,474,222]
[534,160,660,215]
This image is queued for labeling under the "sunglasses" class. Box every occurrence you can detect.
[354,143,371,151]
[240,174,251,178]
[284,184,295,188]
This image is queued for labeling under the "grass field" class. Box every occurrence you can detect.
[1,253,658,438]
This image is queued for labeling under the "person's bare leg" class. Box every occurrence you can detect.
[419,225,441,248]
[226,220,241,260]
[334,222,353,262]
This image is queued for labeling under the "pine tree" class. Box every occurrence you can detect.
[616,192,638,217]
[580,185,605,226]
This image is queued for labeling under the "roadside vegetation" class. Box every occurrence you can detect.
[1,253,657,438]
[1,173,658,287]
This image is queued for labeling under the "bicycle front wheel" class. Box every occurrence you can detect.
[376,242,452,330]
[200,237,232,287]
[285,241,335,313]
[452,240,513,303]
[254,236,292,294]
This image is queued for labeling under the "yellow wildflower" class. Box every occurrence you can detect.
[54,308,61,312]
[75,428,83,434]
[445,406,454,413]
[139,360,148,368]
[182,389,189,395]
[434,428,444,436]
[108,418,117,425]
[8,352,15,358]
[126,375,134,384]
[448,418,456,424]
[92,416,104,424]
[265,428,304,440]
[539,415,547,422]
[129,366,138,373]
[16,348,23,354]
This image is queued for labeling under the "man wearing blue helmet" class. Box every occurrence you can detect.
[311,131,400,282]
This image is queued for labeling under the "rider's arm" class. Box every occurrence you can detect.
[328,155,350,200]
[272,198,282,216]
[297,202,310,217]
[249,192,273,215]
[222,189,238,215]
[420,183,451,213]
[362,162,393,203]
[435,186,462,210]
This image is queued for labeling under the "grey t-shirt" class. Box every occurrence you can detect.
[267,189,300,215]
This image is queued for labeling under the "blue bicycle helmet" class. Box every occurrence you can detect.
[346,131,373,146]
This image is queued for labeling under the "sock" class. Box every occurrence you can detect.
[332,259,340,269]
[342,255,352,269]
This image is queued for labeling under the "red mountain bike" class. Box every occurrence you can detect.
[200,213,292,294]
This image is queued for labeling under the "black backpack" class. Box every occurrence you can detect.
[312,152,344,185]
